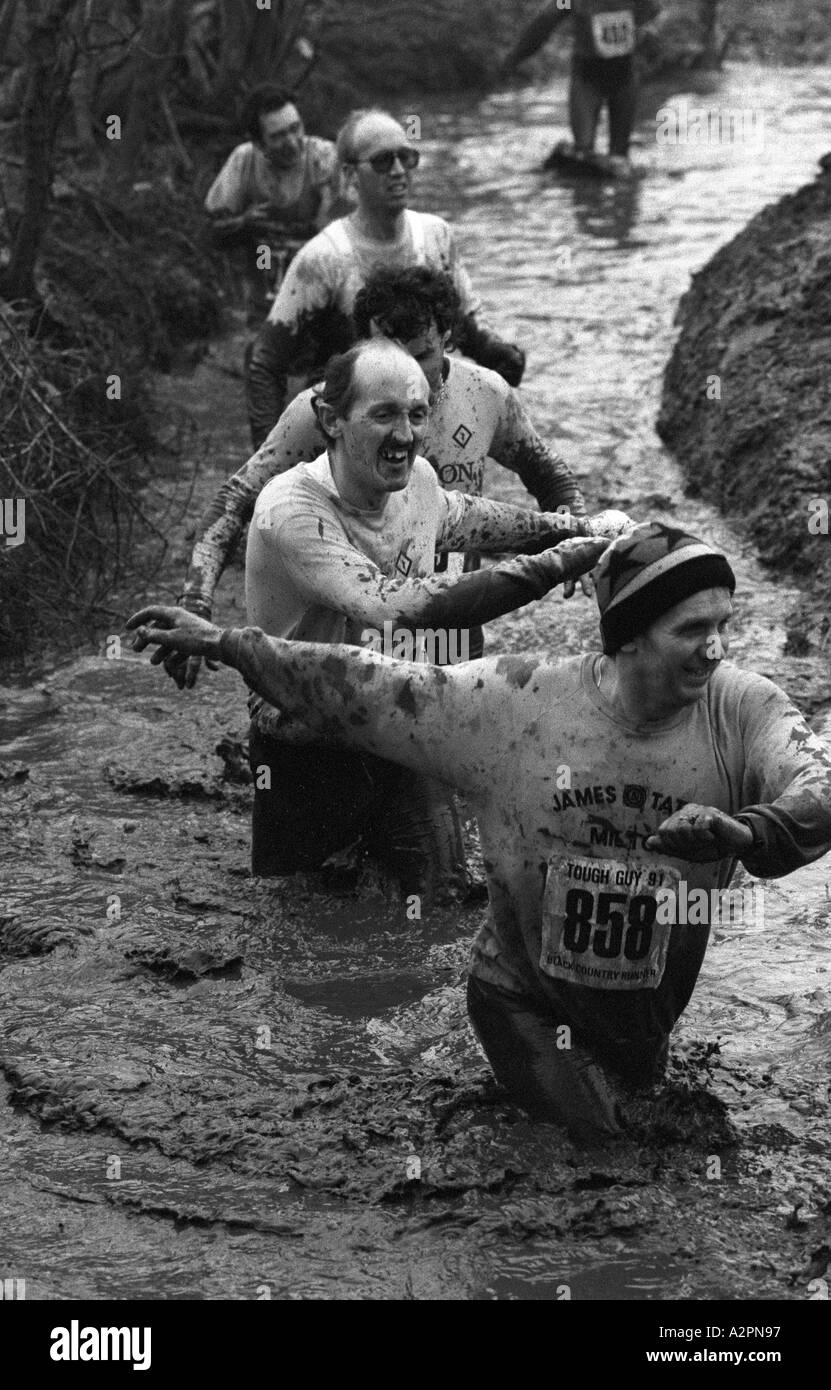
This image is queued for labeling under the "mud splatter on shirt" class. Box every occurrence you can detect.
[218,630,831,1069]
[245,210,490,444]
[182,356,586,612]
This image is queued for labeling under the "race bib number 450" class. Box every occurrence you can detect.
[591,10,636,57]
[540,854,680,991]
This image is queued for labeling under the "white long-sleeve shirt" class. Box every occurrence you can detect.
[218,627,831,1074]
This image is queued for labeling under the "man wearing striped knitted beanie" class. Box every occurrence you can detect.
[129,520,831,1143]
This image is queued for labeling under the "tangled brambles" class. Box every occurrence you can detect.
[0,181,227,659]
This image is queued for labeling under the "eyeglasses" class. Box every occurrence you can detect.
[349,147,420,175]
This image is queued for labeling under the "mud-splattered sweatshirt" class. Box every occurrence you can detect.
[204,137,338,230]
[182,356,586,612]
[245,210,512,446]
[215,630,831,1074]
[245,453,597,737]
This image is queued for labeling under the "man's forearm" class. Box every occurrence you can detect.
[246,322,294,449]
[392,545,594,633]
[736,798,831,878]
[440,492,585,555]
[503,4,565,70]
[180,471,266,610]
[217,625,447,773]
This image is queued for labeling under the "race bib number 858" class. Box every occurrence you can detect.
[540,854,680,991]
[591,11,636,58]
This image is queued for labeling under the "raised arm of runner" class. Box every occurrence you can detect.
[128,609,513,797]
[435,491,628,555]
[501,2,570,74]
[253,498,610,635]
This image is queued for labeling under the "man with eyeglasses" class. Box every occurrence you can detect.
[245,107,527,449]
[205,85,340,327]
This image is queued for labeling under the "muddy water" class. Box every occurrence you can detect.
[3,66,831,1302]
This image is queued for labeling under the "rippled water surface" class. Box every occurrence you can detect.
[2,65,831,1302]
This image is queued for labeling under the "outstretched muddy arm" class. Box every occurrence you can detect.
[129,607,506,793]
[501,3,570,73]
[216,627,500,794]
[253,488,610,632]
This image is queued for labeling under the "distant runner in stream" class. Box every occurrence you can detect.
[170,265,588,688]
[130,521,831,1143]
[148,337,629,903]
[245,107,526,448]
[204,85,340,328]
[501,0,662,172]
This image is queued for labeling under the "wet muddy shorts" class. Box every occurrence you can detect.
[248,723,466,897]
[466,974,665,1143]
[573,53,635,97]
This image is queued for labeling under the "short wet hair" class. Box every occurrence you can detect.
[313,339,416,440]
[244,85,298,145]
[353,265,460,342]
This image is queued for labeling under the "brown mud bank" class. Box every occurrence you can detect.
[657,161,831,656]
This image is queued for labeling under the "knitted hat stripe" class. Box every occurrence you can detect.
[603,543,716,614]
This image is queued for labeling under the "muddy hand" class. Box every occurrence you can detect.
[554,534,612,584]
[160,598,220,691]
[127,606,225,666]
[585,509,636,541]
[562,510,634,596]
[645,805,753,861]
[161,647,211,691]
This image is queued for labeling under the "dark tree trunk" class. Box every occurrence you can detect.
[106,0,189,195]
[0,0,80,304]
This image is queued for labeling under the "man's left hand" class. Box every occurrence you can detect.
[127,606,225,665]
[645,805,754,861]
